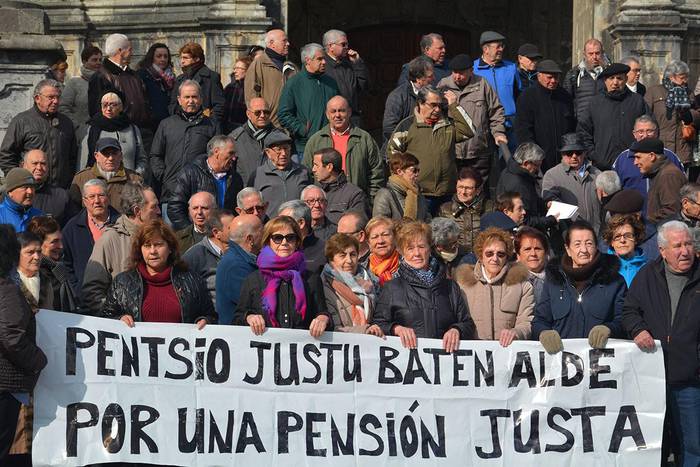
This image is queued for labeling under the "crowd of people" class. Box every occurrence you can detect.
[0,27,699,467]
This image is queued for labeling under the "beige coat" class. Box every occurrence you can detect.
[454,261,534,340]
[244,51,286,126]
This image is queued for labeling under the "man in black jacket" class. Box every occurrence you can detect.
[515,59,575,171]
[228,97,273,185]
[623,220,700,466]
[563,38,608,121]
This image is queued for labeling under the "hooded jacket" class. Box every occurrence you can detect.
[0,197,42,233]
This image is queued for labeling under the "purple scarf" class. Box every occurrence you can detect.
[257,246,307,327]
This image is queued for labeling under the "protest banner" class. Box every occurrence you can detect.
[33,310,664,466]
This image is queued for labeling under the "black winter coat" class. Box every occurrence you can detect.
[382,82,417,144]
[515,83,575,171]
[563,66,605,121]
[169,65,226,123]
[372,261,476,340]
[167,154,244,230]
[497,157,556,230]
[623,257,700,385]
[101,267,217,324]
[323,53,370,116]
[233,270,330,329]
[0,277,47,393]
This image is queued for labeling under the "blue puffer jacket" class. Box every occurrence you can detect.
[0,197,42,233]
[606,247,647,287]
[532,253,627,340]
[473,58,521,117]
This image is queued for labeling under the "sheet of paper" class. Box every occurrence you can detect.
[546,201,579,220]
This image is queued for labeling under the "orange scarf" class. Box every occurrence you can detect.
[369,250,400,285]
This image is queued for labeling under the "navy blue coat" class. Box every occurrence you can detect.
[215,241,258,325]
[532,254,626,340]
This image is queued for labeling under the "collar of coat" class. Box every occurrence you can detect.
[91,163,129,182]
[103,58,132,75]
[319,172,347,192]
[545,253,621,286]
[454,261,529,288]
[413,107,451,131]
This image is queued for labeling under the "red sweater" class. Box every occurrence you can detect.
[138,263,182,323]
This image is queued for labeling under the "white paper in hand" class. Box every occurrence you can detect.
[547,201,579,220]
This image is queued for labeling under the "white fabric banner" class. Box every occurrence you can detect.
[32,310,665,466]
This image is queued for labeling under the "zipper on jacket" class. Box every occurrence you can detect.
[489,285,495,339]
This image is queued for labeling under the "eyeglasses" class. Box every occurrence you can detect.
[243,204,266,214]
[101,102,120,108]
[83,193,108,201]
[630,68,641,73]
[484,250,507,258]
[268,145,291,153]
[633,129,656,136]
[251,109,271,116]
[40,94,60,101]
[334,42,348,47]
[304,198,327,206]
[270,233,299,244]
[613,233,635,242]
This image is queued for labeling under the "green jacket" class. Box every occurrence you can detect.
[303,124,385,199]
[278,70,339,155]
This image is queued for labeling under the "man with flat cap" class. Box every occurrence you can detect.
[515,59,575,171]
[0,167,42,232]
[516,43,543,90]
[438,53,506,188]
[577,62,647,171]
[631,138,687,224]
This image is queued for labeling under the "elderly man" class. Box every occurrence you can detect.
[150,79,218,218]
[215,214,263,325]
[69,137,142,211]
[310,147,368,222]
[623,221,700,466]
[62,179,120,295]
[621,56,645,96]
[542,133,601,232]
[88,33,150,129]
[300,185,336,241]
[631,138,686,224]
[229,97,274,184]
[0,79,76,188]
[169,42,225,122]
[182,209,234,303]
[21,149,71,225]
[176,191,215,252]
[516,43,543,90]
[235,187,268,221]
[382,56,434,144]
[438,53,506,188]
[278,42,339,156]
[397,33,449,85]
[564,38,608,121]
[278,199,325,273]
[337,210,370,265]
[515,59,575,171]
[670,183,700,227]
[322,29,369,126]
[168,135,243,230]
[82,181,160,313]
[304,96,384,198]
[0,168,42,232]
[249,130,312,215]
[244,28,290,126]
[577,62,647,170]
[387,85,474,213]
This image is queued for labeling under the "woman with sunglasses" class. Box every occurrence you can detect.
[234,216,331,336]
[373,152,431,222]
[454,228,534,347]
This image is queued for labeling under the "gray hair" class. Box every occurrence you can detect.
[265,29,284,46]
[33,79,61,98]
[634,114,658,129]
[203,209,234,237]
[82,178,108,194]
[178,79,201,97]
[620,56,640,67]
[322,29,346,47]
[513,142,545,164]
[188,191,215,208]
[20,149,46,163]
[431,217,460,248]
[680,182,700,202]
[301,43,324,63]
[207,135,235,155]
[658,220,691,248]
[104,33,130,57]
[300,184,326,201]
[420,33,443,53]
[595,171,621,195]
[236,187,264,209]
[663,60,690,80]
[278,199,311,226]
[120,181,149,217]
[416,85,441,105]
[407,56,433,82]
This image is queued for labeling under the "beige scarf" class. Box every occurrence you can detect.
[389,174,419,220]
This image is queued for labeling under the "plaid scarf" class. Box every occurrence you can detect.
[398,256,442,286]
[663,77,691,118]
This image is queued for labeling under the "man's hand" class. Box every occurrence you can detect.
[494,134,508,146]
[444,90,458,106]
[633,330,655,351]
[347,49,360,62]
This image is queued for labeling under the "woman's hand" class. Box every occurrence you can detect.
[195,319,207,330]
[246,314,266,335]
[309,315,329,338]
[499,329,518,347]
[366,324,385,339]
[442,328,460,353]
[394,325,417,349]
[120,315,135,328]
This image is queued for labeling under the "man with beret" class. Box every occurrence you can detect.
[515,59,575,171]
[438,53,506,188]
[249,129,312,215]
[516,43,543,90]
[632,138,687,224]
[577,62,647,171]
[0,167,43,232]
[563,38,609,121]
[397,33,449,86]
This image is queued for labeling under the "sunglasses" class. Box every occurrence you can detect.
[251,109,271,116]
[270,233,299,244]
[484,250,507,258]
[562,151,583,157]
[243,205,266,214]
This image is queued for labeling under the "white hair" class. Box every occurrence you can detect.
[236,187,264,209]
[82,178,108,194]
[595,171,621,195]
[322,29,346,47]
[300,184,326,200]
[188,191,215,208]
[104,34,130,57]
[513,142,545,164]
[301,43,324,63]
[178,79,201,97]
[101,92,122,105]
[658,221,691,248]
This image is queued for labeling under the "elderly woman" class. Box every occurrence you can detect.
[321,233,383,335]
[79,90,146,173]
[0,225,46,460]
[372,221,475,351]
[223,56,251,133]
[366,216,400,286]
[137,43,176,128]
[235,216,330,336]
[59,45,102,140]
[430,217,463,277]
[533,220,627,353]
[515,226,549,303]
[373,152,431,222]
[602,213,647,286]
[102,219,216,327]
[646,60,698,166]
[16,231,62,312]
[455,228,534,346]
